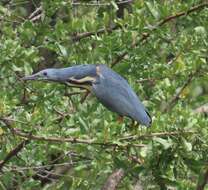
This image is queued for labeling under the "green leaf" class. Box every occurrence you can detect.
[57,43,68,57]
[194,26,207,37]
[154,137,172,149]
[111,1,119,11]
[145,2,160,19]
[182,137,192,151]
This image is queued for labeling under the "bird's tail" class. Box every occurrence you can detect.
[145,110,152,127]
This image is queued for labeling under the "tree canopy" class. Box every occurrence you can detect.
[0,1,208,189]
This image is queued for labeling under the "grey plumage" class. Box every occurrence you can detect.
[23,64,151,126]
[92,65,151,126]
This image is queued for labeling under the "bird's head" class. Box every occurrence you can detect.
[22,69,61,82]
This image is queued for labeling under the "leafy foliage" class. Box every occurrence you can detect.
[0,0,208,189]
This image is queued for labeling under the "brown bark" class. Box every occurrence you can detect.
[101,169,124,190]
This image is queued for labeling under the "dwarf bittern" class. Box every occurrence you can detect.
[23,64,152,127]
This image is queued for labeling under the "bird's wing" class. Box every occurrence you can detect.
[69,76,96,83]
[92,65,151,126]
[63,65,98,90]
[92,66,136,117]
[94,80,137,117]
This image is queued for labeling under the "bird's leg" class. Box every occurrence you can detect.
[117,116,124,124]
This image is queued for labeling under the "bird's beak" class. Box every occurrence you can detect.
[22,74,40,81]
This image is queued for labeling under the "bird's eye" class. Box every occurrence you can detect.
[43,72,47,76]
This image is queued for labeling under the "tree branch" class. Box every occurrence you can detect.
[111,33,149,67]
[10,127,146,148]
[28,6,42,20]
[133,181,143,190]
[194,103,208,114]
[0,139,30,172]
[163,68,200,112]
[119,131,195,141]
[157,3,208,27]
[0,117,196,148]
[196,167,208,190]
[72,25,119,42]
[0,117,144,148]
[72,0,133,6]
[71,0,132,41]
[111,2,208,67]
[8,127,195,148]
[101,169,124,190]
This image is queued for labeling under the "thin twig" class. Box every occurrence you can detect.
[111,33,149,67]
[136,67,206,84]
[52,107,72,122]
[71,0,132,41]
[53,108,66,117]
[28,6,42,19]
[11,128,146,148]
[111,2,208,67]
[5,161,89,171]
[11,128,96,144]
[1,116,196,146]
[0,117,196,148]
[0,117,27,125]
[163,68,200,112]
[137,76,167,83]
[0,139,30,172]
[1,120,144,148]
[72,0,133,6]
[72,25,119,41]
[30,14,42,22]
[11,127,191,147]
[64,91,85,97]
[157,3,208,27]
[81,90,90,103]
[119,131,195,141]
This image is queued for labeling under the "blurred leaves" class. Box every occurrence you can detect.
[0,0,208,190]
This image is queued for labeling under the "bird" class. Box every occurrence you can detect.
[23,64,152,127]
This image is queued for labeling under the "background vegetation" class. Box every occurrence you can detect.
[0,0,208,189]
